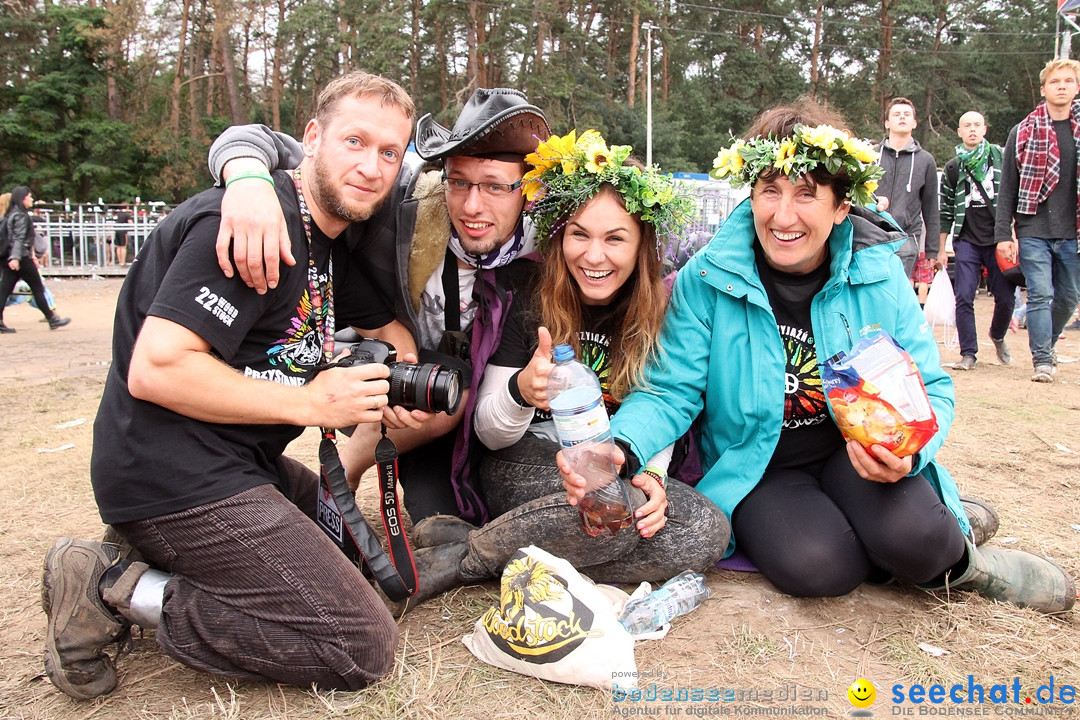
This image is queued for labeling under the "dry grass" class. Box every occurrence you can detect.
[1,280,1079,720]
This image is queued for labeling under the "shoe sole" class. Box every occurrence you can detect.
[42,539,119,700]
[1032,373,1054,383]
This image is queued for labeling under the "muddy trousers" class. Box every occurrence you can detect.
[731,445,966,597]
[472,434,730,584]
[114,457,397,690]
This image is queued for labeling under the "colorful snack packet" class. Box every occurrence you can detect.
[822,331,938,458]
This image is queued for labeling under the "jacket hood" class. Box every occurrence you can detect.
[701,199,905,288]
[881,136,922,154]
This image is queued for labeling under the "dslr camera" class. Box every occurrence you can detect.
[337,338,462,415]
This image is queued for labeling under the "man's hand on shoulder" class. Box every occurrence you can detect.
[216,158,294,294]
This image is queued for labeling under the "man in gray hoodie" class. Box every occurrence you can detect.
[877,97,943,280]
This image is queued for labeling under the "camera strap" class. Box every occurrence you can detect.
[316,427,418,600]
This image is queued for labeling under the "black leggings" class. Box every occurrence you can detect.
[731,445,965,597]
[0,258,53,323]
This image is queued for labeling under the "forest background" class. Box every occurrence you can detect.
[0,0,1067,204]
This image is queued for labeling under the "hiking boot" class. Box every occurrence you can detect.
[959,495,999,547]
[952,355,976,371]
[101,526,145,564]
[410,515,477,549]
[48,316,71,330]
[0,322,14,334]
[928,539,1077,614]
[385,541,472,618]
[1032,365,1055,383]
[991,336,1011,365]
[42,538,132,700]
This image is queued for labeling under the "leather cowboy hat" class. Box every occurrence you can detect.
[415,88,550,161]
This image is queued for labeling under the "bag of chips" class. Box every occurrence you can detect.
[822,331,938,458]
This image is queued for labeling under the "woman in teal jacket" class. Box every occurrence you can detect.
[563,99,1073,613]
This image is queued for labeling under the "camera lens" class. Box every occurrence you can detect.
[387,362,462,415]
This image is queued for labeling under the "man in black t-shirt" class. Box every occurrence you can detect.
[996,59,1080,383]
[939,111,1014,371]
[42,72,415,701]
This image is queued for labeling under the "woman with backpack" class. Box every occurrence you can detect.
[0,186,70,332]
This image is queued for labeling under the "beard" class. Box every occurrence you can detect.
[308,153,386,224]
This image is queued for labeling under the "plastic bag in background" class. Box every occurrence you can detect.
[823,331,938,458]
[462,545,636,690]
[923,269,958,350]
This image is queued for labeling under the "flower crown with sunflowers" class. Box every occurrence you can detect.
[522,129,697,249]
[709,124,884,206]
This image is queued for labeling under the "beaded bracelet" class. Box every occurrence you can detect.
[641,466,667,489]
[225,170,275,188]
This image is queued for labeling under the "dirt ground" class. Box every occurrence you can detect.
[1,277,1079,720]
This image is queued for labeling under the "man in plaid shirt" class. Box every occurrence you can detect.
[996,58,1080,383]
[940,111,1013,372]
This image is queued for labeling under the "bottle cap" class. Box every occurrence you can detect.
[553,344,575,363]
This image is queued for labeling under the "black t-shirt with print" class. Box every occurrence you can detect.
[492,281,623,422]
[753,243,845,472]
[91,176,392,524]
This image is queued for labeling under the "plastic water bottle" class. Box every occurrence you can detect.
[547,344,633,538]
[618,571,712,635]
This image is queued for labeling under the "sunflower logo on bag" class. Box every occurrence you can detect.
[480,551,602,662]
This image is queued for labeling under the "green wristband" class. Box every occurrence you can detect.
[224,170,275,188]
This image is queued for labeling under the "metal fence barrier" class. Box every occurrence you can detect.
[30,202,173,275]
[28,181,744,276]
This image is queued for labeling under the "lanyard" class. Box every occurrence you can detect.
[296,167,418,599]
[292,167,336,366]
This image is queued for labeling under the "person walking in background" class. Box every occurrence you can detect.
[0,186,70,333]
[995,58,1080,383]
[114,205,133,265]
[876,97,943,285]
[939,111,1015,371]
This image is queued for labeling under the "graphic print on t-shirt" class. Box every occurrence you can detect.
[577,329,617,416]
[780,323,829,429]
[262,265,331,379]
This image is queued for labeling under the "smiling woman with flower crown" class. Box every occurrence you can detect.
[397,131,730,611]
[559,98,1075,614]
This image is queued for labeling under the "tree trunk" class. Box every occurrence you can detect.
[809,2,823,98]
[877,0,894,118]
[271,0,284,131]
[627,10,639,108]
[921,0,948,144]
[213,0,244,125]
[169,0,189,133]
[410,0,421,103]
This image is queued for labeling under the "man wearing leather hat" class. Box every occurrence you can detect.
[205,87,551,527]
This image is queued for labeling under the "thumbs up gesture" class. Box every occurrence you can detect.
[517,326,556,411]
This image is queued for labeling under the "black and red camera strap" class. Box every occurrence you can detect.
[316,426,418,600]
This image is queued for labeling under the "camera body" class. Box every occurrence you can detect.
[338,339,462,415]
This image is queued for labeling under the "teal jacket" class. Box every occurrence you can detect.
[610,199,970,556]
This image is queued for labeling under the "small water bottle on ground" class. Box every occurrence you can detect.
[618,571,711,635]
[547,343,633,538]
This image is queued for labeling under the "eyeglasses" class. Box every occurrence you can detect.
[442,172,523,198]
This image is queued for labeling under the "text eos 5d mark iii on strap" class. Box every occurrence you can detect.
[312,340,463,601]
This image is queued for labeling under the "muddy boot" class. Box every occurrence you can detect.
[42,539,132,700]
[410,515,477,549]
[959,496,999,547]
[926,539,1076,614]
[388,541,475,617]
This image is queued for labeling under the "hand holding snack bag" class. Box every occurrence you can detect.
[823,332,938,458]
